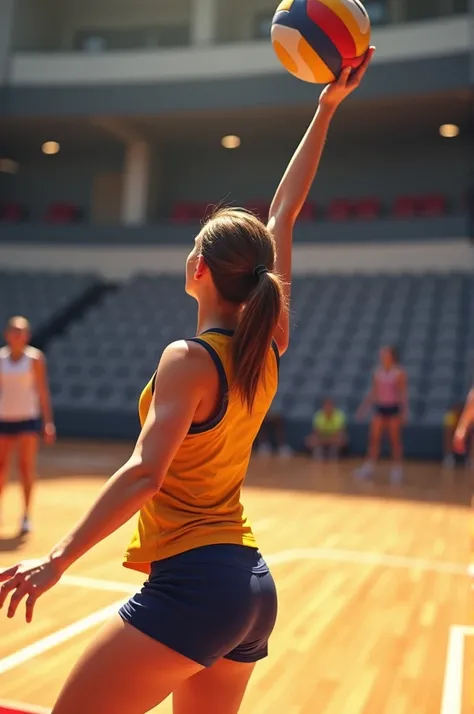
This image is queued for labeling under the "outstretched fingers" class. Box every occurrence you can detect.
[348,46,376,87]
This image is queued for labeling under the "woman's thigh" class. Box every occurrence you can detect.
[0,435,16,474]
[173,658,255,714]
[52,616,203,714]
[16,432,40,477]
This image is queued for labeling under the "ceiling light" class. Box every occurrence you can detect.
[42,141,60,155]
[221,135,241,150]
[439,124,459,138]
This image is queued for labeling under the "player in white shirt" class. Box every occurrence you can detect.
[0,316,55,535]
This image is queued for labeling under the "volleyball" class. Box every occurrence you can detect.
[271,0,371,84]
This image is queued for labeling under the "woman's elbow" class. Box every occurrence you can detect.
[129,457,164,493]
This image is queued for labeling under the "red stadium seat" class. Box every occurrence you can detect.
[45,203,82,223]
[0,202,24,222]
[417,193,447,217]
[247,201,271,220]
[170,202,209,223]
[327,198,353,221]
[393,195,417,218]
[354,197,381,220]
[299,201,317,221]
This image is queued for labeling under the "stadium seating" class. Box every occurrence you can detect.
[44,203,83,224]
[0,202,26,223]
[0,269,98,334]
[353,197,382,220]
[45,272,474,432]
[327,199,353,221]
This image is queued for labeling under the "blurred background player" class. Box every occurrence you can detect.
[443,401,465,467]
[306,398,347,461]
[452,389,474,586]
[0,316,55,535]
[453,389,474,461]
[355,346,408,485]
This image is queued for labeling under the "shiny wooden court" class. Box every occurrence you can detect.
[0,441,472,714]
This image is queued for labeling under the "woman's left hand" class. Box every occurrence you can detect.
[453,429,466,454]
[0,557,63,622]
[43,421,56,446]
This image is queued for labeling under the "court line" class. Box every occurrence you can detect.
[0,547,469,680]
[60,547,468,597]
[0,699,50,713]
[265,547,467,575]
[0,599,125,676]
[440,625,469,714]
[62,574,136,594]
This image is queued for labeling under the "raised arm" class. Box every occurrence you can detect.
[33,352,56,444]
[268,48,375,355]
[453,389,474,453]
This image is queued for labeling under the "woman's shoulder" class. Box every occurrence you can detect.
[25,345,44,361]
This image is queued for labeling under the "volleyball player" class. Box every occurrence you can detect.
[355,345,408,485]
[0,52,373,714]
[0,316,55,535]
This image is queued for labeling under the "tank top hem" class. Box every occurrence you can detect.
[123,531,258,574]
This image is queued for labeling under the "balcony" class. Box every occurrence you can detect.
[8,16,471,87]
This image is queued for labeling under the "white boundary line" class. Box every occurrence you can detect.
[0,548,470,683]
[440,625,474,714]
[61,574,135,594]
[0,700,50,713]
[264,547,467,575]
[0,599,126,676]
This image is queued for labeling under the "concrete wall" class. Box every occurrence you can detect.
[0,0,14,82]
[162,136,471,210]
[8,17,471,86]
[1,150,124,219]
[11,0,58,51]
[10,0,191,52]
[2,138,469,219]
[0,237,471,279]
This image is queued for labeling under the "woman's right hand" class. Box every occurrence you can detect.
[0,556,64,623]
[319,47,375,111]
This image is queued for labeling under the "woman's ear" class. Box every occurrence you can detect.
[194,254,207,280]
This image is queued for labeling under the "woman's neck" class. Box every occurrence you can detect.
[8,347,25,361]
[196,302,239,336]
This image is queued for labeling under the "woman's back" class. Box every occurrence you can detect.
[124,329,279,573]
[374,366,402,406]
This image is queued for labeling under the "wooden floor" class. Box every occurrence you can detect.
[0,440,473,714]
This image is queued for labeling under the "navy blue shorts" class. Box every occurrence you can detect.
[119,544,277,668]
[375,405,400,419]
[0,418,42,435]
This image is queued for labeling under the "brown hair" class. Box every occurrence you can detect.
[199,208,286,410]
[385,345,399,364]
[6,315,30,331]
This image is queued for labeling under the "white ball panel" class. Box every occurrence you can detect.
[271,24,316,84]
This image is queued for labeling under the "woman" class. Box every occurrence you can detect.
[443,401,464,467]
[453,389,474,466]
[0,53,373,714]
[355,345,408,485]
[0,315,55,535]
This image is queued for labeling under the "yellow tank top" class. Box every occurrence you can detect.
[123,328,279,574]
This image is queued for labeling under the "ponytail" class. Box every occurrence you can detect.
[197,207,286,410]
[233,271,284,411]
